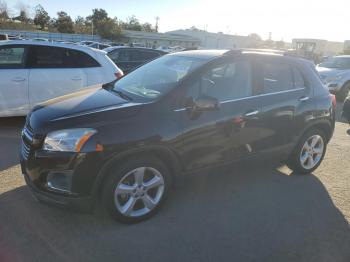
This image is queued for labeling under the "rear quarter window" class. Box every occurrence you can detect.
[260,61,295,94]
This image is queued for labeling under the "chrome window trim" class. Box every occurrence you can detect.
[174,87,305,112]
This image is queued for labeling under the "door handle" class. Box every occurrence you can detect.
[11,77,26,82]
[71,77,82,81]
[245,110,259,117]
[299,96,310,102]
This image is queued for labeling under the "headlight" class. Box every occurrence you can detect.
[43,128,97,152]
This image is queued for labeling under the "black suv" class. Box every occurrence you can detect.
[105,46,166,74]
[20,50,336,223]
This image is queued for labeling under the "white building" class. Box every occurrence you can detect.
[292,38,344,56]
[166,29,253,49]
[120,30,200,49]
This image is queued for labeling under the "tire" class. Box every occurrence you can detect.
[101,156,171,224]
[287,129,327,174]
[336,83,350,102]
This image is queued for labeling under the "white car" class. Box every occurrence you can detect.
[0,40,123,117]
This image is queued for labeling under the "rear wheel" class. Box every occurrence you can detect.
[102,156,171,223]
[287,129,327,174]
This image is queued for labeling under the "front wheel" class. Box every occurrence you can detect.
[102,156,171,223]
[337,83,350,102]
[287,129,327,174]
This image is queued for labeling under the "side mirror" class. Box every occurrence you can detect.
[193,96,219,112]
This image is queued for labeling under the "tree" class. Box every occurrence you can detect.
[97,17,121,39]
[0,1,9,21]
[141,22,155,32]
[85,9,121,39]
[86,8,108,27]
[74,16,90,34]
[13,2,31,23]
[54,11,74,33]
[275,40,285,49]
[122,15,142,31]
[189,26,201,31]
[248,33,263,48]
[34,4,50,30]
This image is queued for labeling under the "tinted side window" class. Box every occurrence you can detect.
[0,46,25,68]
[30,46,100,68]
[292,66,306,88]
[188,60,252,102]
[108,50,120,61]
[71,50,100,68]
[261,62,294,94]
[137,50,160,61]
[30,46,65,68]
[117,49,131,62]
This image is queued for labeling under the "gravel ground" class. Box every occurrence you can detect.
[0,112,349,262]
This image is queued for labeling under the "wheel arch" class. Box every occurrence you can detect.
[92,145,182,198]
[298,119,333,143]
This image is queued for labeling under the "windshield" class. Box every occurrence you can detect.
[113,55,206,102]
[319,57,350,69]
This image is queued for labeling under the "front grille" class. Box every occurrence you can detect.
[21,140,31,160]
[21,125,34,160]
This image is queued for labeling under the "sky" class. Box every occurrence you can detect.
[5,0,350,42]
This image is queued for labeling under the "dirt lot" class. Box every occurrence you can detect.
[0,105,349,262]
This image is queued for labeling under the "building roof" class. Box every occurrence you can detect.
[122,30,199,42]
[166,29,249,40]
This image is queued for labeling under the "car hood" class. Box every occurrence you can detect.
[28,87,142,132]
[316,66,350,78]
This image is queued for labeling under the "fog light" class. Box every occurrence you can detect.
[46,171,73,193]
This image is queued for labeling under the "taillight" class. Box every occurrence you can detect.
[115,71,124,79]
[330,94,336,108]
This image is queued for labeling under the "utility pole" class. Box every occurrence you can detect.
[155,16,159,32]
[91,21,94,36]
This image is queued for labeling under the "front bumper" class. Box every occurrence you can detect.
[20,146,105,212]
[23,172,94,212]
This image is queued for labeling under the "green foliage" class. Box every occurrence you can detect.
[0,2,158,40]
[34,4,50,30]
[0,0,9,21]
[55,11,74,33]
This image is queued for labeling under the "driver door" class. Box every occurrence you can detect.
[177,57,263,171]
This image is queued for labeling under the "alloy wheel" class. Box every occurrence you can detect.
[299,135,324,170]
[114,167,165,217]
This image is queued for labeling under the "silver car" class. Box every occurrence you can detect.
[316,56,350,101]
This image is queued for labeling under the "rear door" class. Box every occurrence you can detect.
[0,45,29,116]
[255,57,313,151]
[28,46,87,106]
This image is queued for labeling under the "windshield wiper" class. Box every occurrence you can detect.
[110,89,133,101]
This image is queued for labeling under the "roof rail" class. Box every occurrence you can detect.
[224,48,308,59]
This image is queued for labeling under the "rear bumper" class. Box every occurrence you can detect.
[24,172,94,212]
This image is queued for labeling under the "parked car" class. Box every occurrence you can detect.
[316,56,350,101]
[0,34,9,40]
[0,40,123,117]
[342,97,350,123]
[78,41,95,46]
[20,49,336,223]
[105,46,166,74]
[87,42,111,50]
[31,38,49,42]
